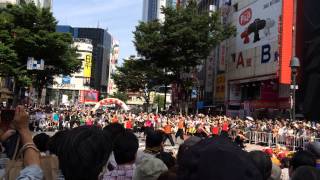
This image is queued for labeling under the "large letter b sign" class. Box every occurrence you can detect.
[261,44,271,64]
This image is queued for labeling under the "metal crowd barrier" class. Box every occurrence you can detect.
[243,131,317,151]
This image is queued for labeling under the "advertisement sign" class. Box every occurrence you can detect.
[215,74,225,102]
[83,53,92,78]
[80,90,99,103]
[228,0,282,80]
[62,76,71,84]
[27,57,44,70]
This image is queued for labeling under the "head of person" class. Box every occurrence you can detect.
[113,131,139,165]
[289,150,316,177]
[177,136,201,164]
[48,130,69,155]
[248,151,272,180]
[305,142,320,159]
[156,152,176,169]
[291,166,320,180]
[58,126,112,180]
[145,130,164,153]
[33,133,50,152]
[103,122,125,140]
[177,136,262,180]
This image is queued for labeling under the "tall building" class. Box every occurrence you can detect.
[218,0,297,118]
[107,38,119,95]
[56,25,114,98]
[47,38,95,105]
[142,0,167,22]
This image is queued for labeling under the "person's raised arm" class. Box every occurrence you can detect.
[13,106,40,166]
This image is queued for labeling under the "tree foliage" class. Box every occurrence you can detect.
[108,91,129,103]
[0,4,80,91]
[133,0,235,79]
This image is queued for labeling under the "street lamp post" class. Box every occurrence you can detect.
[290,57,300,121]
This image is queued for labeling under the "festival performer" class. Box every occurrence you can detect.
[163,121,175,146]
[175,117,185,141]
[125,116,133,130]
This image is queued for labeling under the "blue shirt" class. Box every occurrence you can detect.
[17,165,43,180]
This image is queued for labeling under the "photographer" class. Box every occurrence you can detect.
[13,106,43,179]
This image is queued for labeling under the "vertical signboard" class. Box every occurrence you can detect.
[83,53,92,78]
[215,74,225,102]
[279,0,294,84]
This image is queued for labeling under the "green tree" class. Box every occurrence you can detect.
[153,94,165,111]
[108,91,129,103]
[0,4,80,103]
[112,56,165,112]
[133,0,235,102]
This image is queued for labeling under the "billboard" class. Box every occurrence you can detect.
[79,90,99,103]
[227,0,282,80]
[83,53,92,78]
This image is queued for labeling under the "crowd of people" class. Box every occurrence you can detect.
[0,105,319,179]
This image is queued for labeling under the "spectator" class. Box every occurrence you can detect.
[157,169,177,180]
[291,166,320,180]
[47,130,68,155]
[133,157,168,180]
[156,152,176,169]
[58,126,112,180]
[289,150,316,178]
[178,136,262,180]
[103,123,125,141]
[14,106,43,179]
[248,150,272,180]
[33,133,50,153]
[136,130,164,165]
[102,131,139,180]
[134,130,168,180]
[176,136,201,164]
[305,142,320,169]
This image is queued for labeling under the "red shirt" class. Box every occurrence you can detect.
[222,123,229,132]
[126,121,133,129]
[211,127,219,135]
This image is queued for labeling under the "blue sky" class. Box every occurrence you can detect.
[53,0,143,64]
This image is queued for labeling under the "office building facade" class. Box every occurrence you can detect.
[56,25,113,98]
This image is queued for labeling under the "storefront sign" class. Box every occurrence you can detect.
[215,74,225,102]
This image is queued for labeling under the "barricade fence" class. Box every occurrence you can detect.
[233,131,319,151]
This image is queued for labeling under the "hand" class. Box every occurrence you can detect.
[13,105,29,131]
[0,129,16,142]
